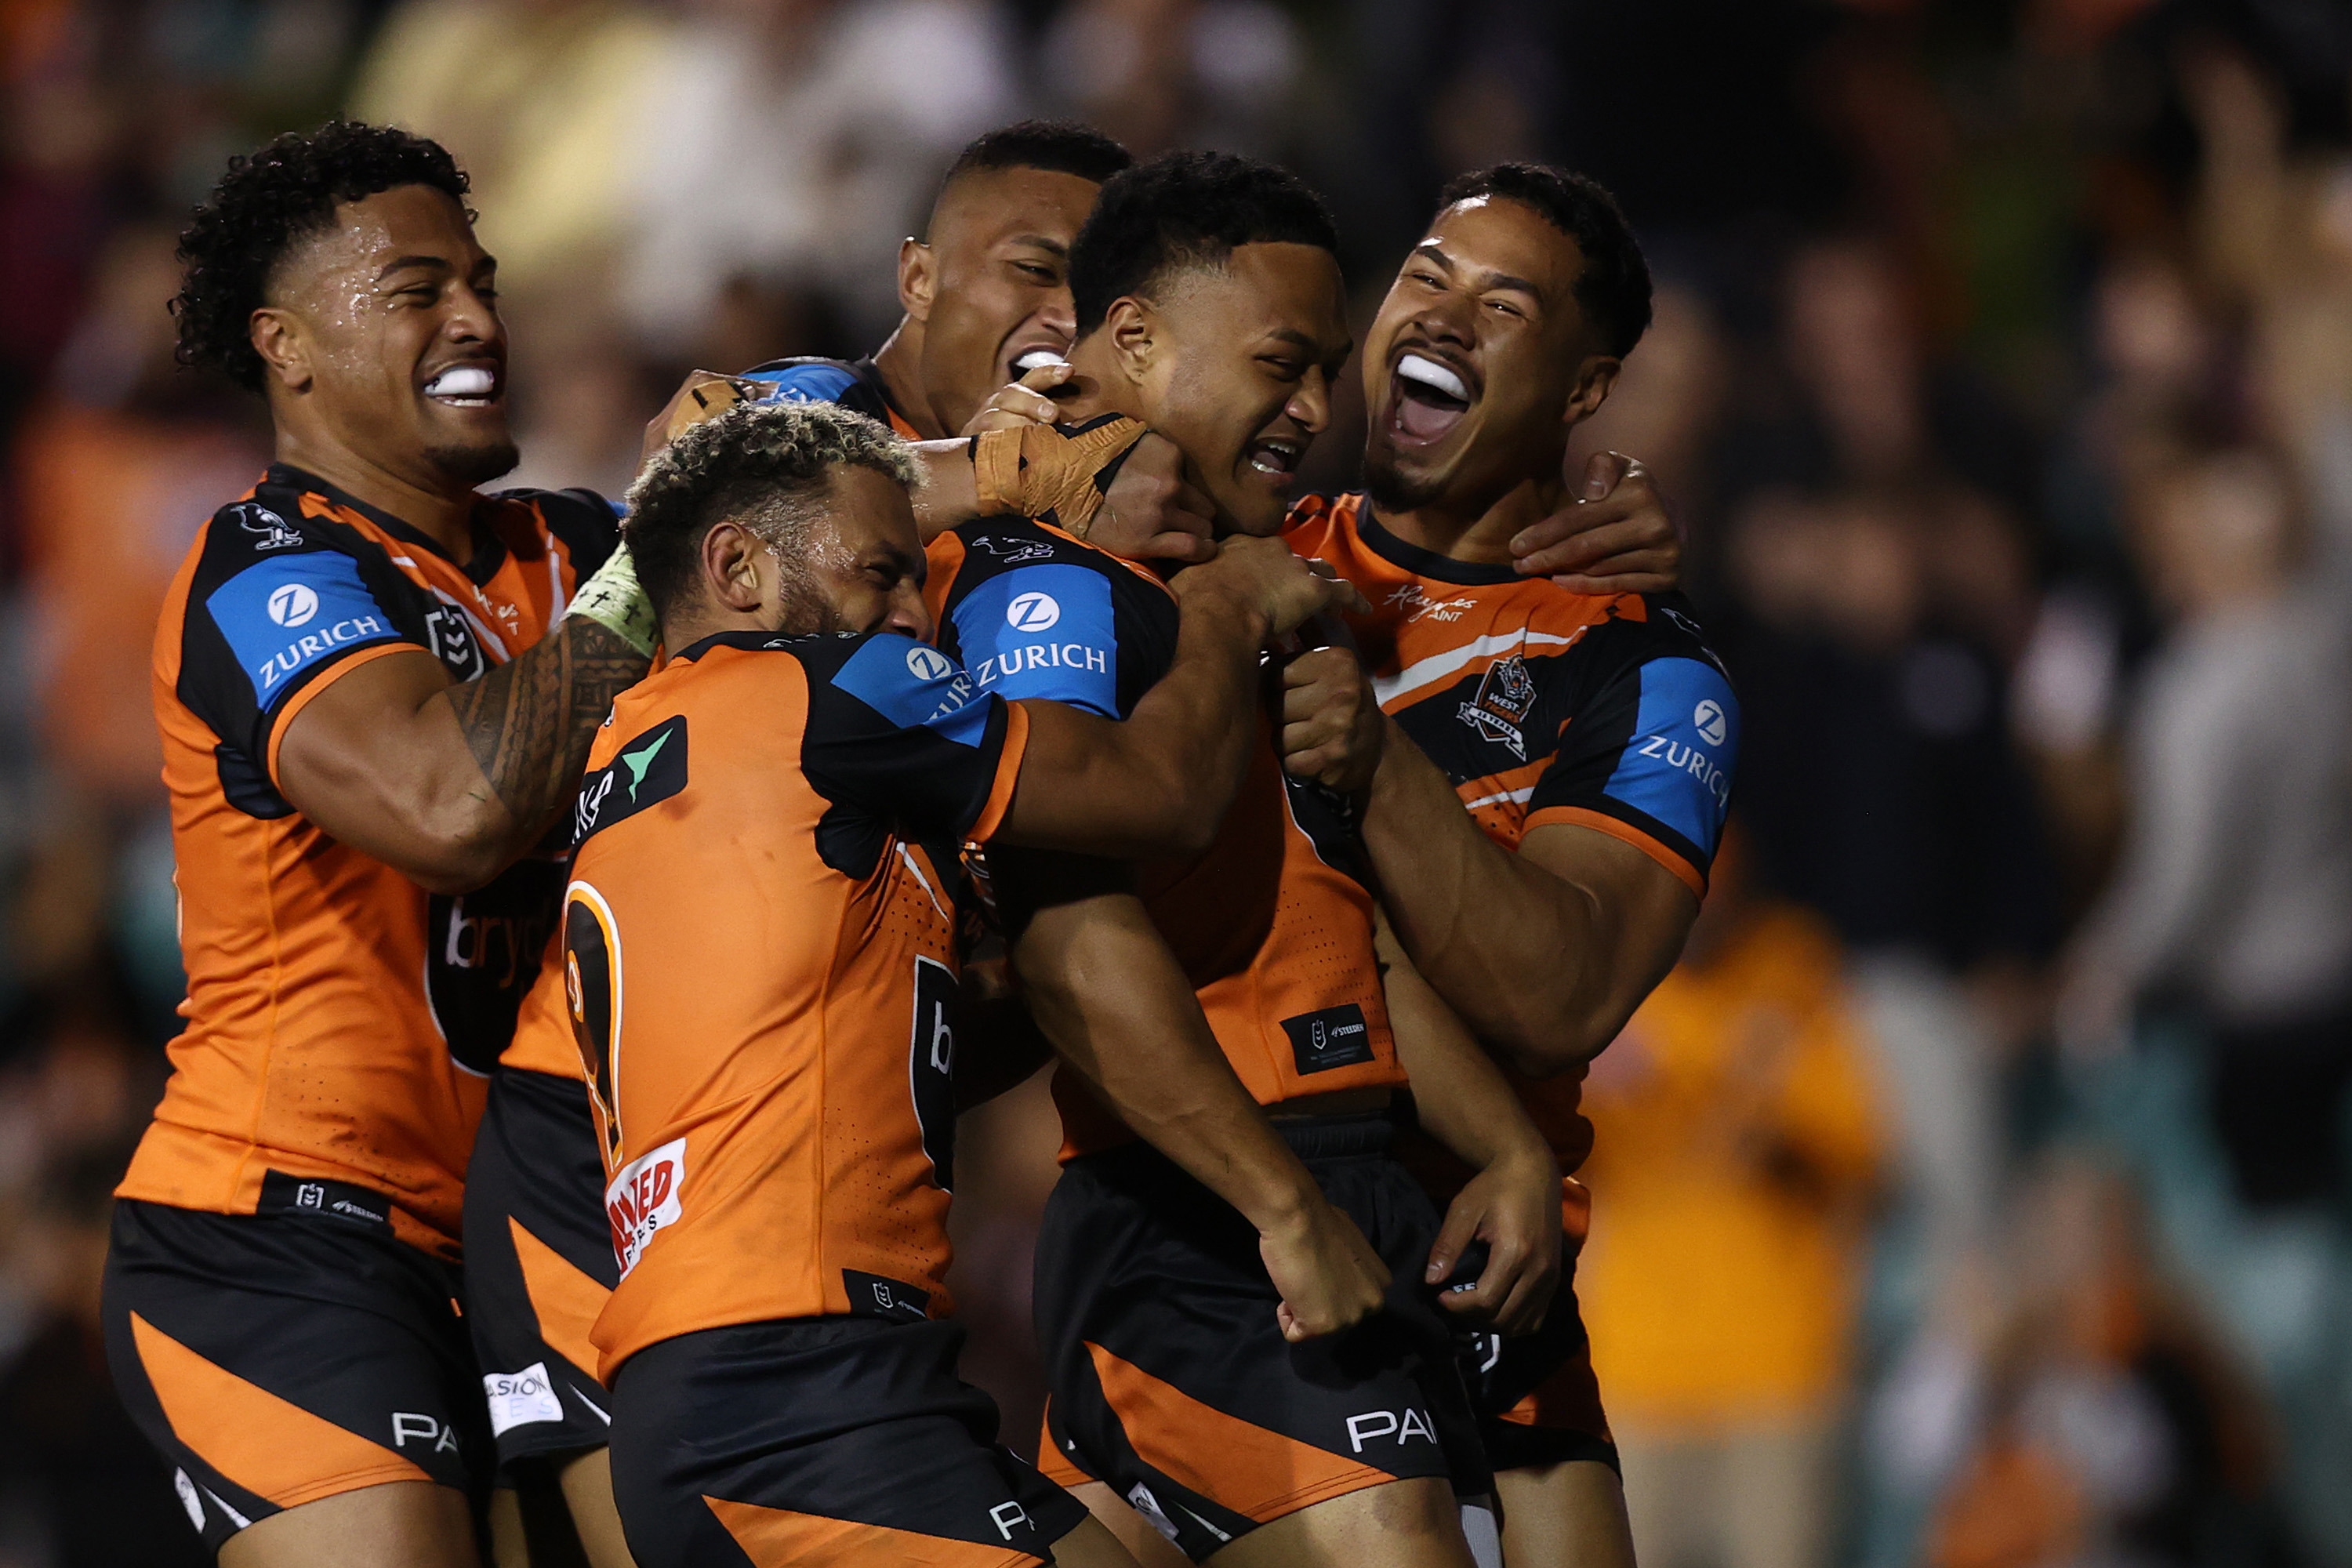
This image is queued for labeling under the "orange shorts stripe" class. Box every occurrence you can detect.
[129,1311,431,1508]
[510,1216,609,1380]
[1084,1340,1392,1525]
[704,1494,1043,1567]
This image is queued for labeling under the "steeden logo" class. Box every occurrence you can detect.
[1005,590,1062,633]
[267,583,320,627]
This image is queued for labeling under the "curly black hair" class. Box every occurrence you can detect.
[1069,151,1338,333]
[173,121,470,392]
[1436,164,1652,360]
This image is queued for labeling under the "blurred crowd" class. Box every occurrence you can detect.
[4,0,2352,1565]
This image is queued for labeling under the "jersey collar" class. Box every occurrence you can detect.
[1353,499,1523,587]
[265,463,511,586]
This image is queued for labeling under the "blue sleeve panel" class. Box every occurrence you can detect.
[202,550,408,709]
[742,362,862,405]
[826,633,994,749]
[946,563,1121,718]
[1596,656,1738,858]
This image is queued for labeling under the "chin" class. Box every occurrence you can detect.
[428,438,522,489]
[1364,453,1443,514]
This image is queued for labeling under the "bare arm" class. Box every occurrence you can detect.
[1010,874,1389,1341]
[1377,913,1560,1334]
[996,538,1363,860]
[1363,727,1697,1076]
[274,616,650,894]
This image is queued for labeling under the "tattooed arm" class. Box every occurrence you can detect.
[274,619,651,892]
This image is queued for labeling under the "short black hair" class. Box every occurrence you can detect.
[1437,163,1652,359]
[1069,151,1340,332]
[942,119,1132,191]
[174,120,470,391]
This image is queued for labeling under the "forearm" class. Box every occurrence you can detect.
[434,616,652,863]
[1364,724,1610,1062]
[1013,891,1324,1230]
[1377,913,1552,1174]
[908,440,985,540]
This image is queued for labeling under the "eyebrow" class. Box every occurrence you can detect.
[1004,234,1069,257]
[1414,243,1542,299]
[373,255,453,281]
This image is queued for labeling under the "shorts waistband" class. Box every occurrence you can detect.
[1271,1110,1393,1161]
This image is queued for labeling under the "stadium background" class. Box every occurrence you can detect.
[4,0,2352,1563]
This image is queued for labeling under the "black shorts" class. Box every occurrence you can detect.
[1034,1114,1488,1563]
[1452,1267,1620,1474]
[609,1316,1088,1567]
[462,1067,617,1474]
[102,1196,494,1551]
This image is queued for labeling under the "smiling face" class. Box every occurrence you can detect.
[913,165,1105,433]
[761,465,935,641]
[1362,194,1614,515]
[256,183,517,491]
[1113,241,1351,536]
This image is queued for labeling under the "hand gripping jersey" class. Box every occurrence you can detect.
[118,465,616,1256]
[566,630,1029,1383]
[924,517,1406,1157]
[1282,491,1740,1167]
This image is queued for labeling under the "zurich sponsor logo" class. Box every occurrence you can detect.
[267,583,319,626]
[1006,590,1061,633]
[1693,698,1729,747]
[905,644,955,683]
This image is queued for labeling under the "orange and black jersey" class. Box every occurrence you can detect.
[924,517,1404,1158]
[1284,492,1738,1171]
[740,357,923,439]
[566,630,1029,1381]
[1285,492,1737,892]
[120,464,618,1257]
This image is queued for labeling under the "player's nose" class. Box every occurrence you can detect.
[1286,368,1334,435]
[1037,294,1076,344]
[888,587,935,644]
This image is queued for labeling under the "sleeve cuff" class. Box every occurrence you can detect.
[1523,804,1708,898]
[966,699,1033,844]
[263,641,428,789]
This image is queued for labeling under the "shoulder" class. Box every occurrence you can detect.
[1579,593,1732,685]
[482,485,623,569]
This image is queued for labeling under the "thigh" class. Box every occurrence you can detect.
[103,1200,492,1556]
[463,1069,619,1475]
[1206,1478,1476,1568]
[1493,1461,1635,1568]
[1035,1147,1475,1565]
[221,1479,481,1568]
[609,1319,1089,1568]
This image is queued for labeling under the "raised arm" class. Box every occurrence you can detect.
[994,536,1364,860]
[274,611,649,895]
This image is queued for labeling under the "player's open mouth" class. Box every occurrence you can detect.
[1247,437,1303,480]
[421,364,501,408]
[1388,350,1474,446]
[1013,349,1068,375]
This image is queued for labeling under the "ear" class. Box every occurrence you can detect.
[700,521,768,613]
[1102,296,1158,383]
[898,238,935,323]
[249,307,312,394]
[1562,355,1621,430]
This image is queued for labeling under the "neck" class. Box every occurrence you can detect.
[658,601,765,655]
[1058,334,1146,423]
[869,318,946,439]
[273,423,477,557]
[1378,469,1566,566]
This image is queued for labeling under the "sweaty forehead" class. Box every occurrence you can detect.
[931,165,1101,253]
[1417,196,1582,303]
[271,183,481,297]
[1162,242,1348,350]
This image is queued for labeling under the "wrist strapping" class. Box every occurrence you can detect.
[564,541,658,659]
[970,413,1148,539]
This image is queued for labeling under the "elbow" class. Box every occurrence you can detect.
[1488,991,1624,1080]
[386,805,517,895]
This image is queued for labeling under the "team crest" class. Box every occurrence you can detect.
[968,534,1056,564]
[230,501,303,551]
[1457,653,1537,760]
